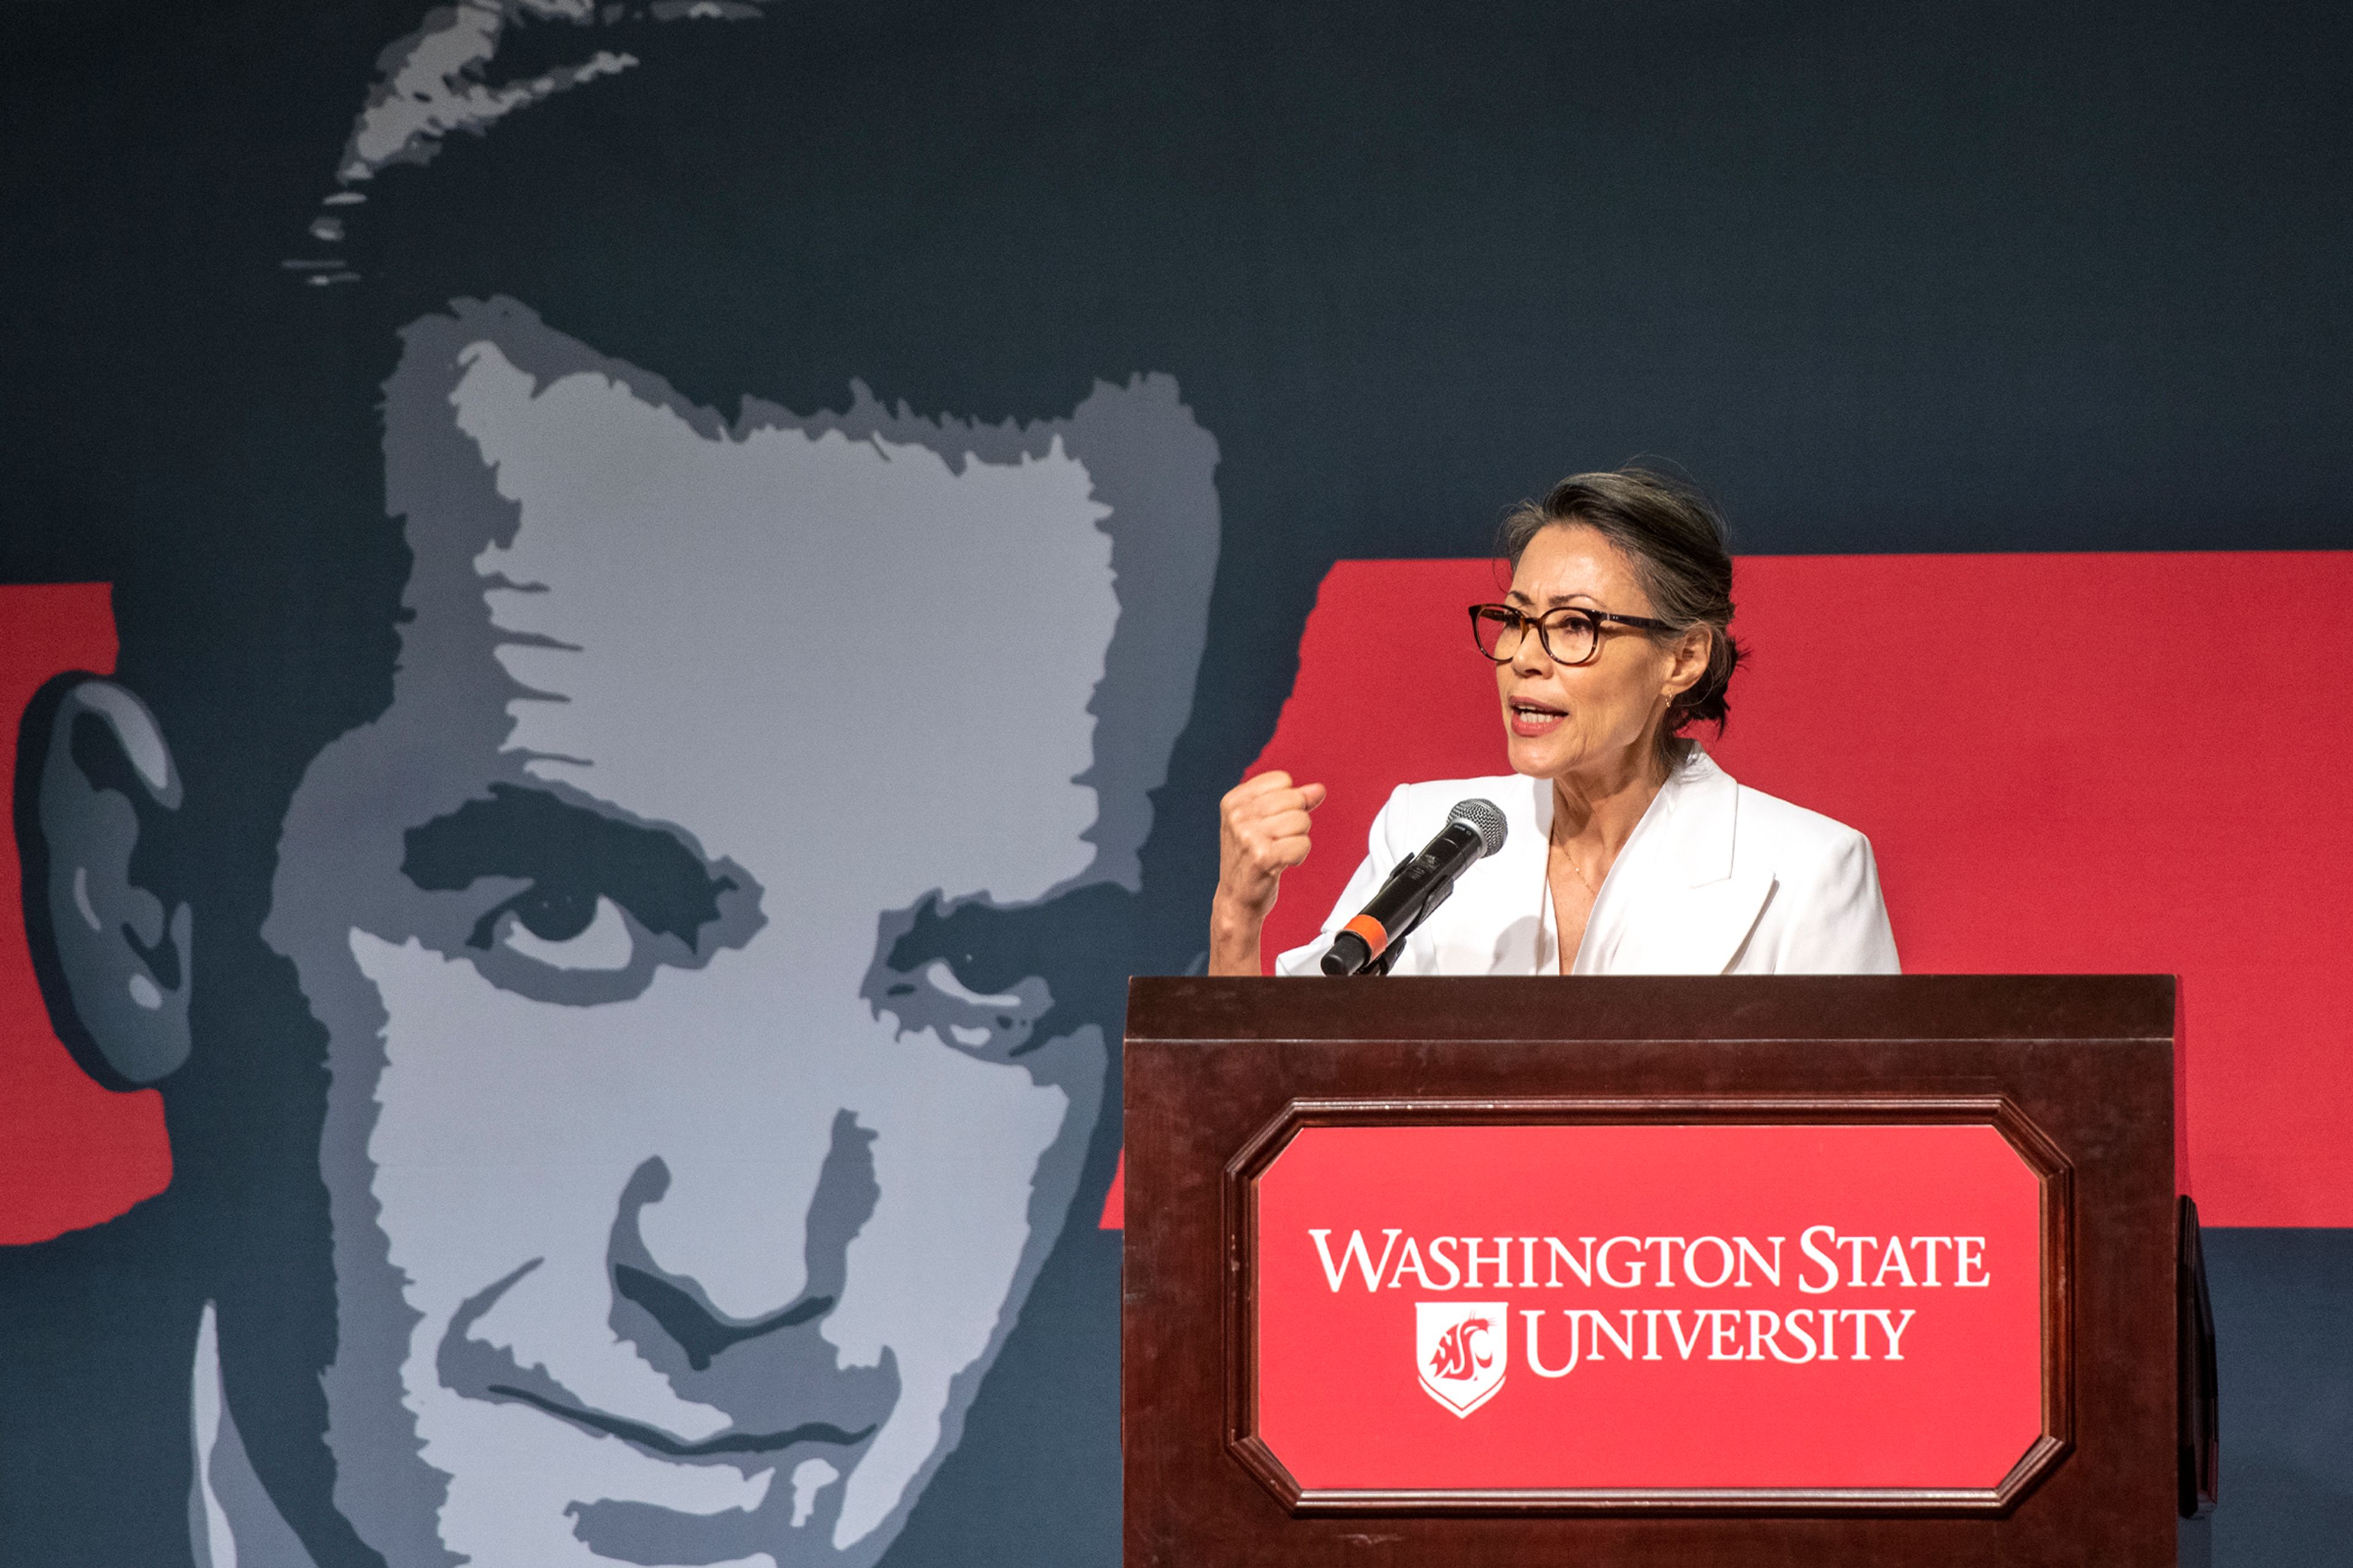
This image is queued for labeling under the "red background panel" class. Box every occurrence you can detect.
[1254,1123,2043,1490]
[1245,552,2353,1229]
[0,584,172,1243]
[12,561,2349,1238]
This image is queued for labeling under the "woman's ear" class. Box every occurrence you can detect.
[1664,624,1713,703]
[19,676,192,1088]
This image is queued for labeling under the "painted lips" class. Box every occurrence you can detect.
[484,1380,876,1458]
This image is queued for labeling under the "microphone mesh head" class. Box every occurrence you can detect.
[1447,797,1509,858]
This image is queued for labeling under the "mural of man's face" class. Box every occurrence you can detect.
[256,298,1213,1568]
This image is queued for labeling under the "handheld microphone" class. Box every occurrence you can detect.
[1320,799,1508,976]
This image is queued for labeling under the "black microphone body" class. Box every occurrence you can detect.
[1320,800,1507,975]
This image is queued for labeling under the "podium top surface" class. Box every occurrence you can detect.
[1126,974,2175,1045]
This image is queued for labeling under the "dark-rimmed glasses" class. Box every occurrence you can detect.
[1468,602,1673,667]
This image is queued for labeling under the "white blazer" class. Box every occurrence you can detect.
[1274,750,1900,977]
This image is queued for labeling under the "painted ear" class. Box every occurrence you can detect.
[19,676,192,1088]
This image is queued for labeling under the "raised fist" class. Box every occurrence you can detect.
[1208,770,1326,975]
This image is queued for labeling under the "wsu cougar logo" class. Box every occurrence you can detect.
[1430,1318,1494,1381]
[1415,1301,1508,1416]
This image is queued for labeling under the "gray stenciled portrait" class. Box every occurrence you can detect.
[12,7,1221,1562]
[235,292,1216,1568]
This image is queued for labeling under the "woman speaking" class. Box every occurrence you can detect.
[1211,468,1900,978]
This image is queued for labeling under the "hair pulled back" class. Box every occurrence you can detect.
[1497,467,1742,767]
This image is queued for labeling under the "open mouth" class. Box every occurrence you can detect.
[1509,697,1566,735]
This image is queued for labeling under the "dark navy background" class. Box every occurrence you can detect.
[3,2,2348,1563]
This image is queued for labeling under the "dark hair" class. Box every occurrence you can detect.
[1497,467,1743,767]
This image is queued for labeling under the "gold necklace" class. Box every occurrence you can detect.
[1553,828,1599,895]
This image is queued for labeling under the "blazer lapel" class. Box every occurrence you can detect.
[1628,865,1776,974]
[1589,752,1775,975]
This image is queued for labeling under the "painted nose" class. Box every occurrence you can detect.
[620,1109,881,1349]
[613,1259,833,1371]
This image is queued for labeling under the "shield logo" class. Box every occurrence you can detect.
[1415,1301,1508,1417]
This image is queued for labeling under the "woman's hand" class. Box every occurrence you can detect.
[1208,770,1327,976]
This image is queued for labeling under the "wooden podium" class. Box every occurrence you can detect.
[1121,975,2203,1567]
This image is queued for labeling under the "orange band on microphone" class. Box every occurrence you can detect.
[1341,913,1390,957]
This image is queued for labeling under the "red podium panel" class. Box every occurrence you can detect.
[1249,1116,2057,1501]
[1123,975,2180,1568]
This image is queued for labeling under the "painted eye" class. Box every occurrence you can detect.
[873,958,1054,1061]
[498,893,634,972]
[401,783,762,1002]
[922,961,1036,1051]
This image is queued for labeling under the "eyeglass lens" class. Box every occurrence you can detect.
[1473,607,1597,664]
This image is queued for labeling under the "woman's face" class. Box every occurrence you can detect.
[1495,523,1705,784]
